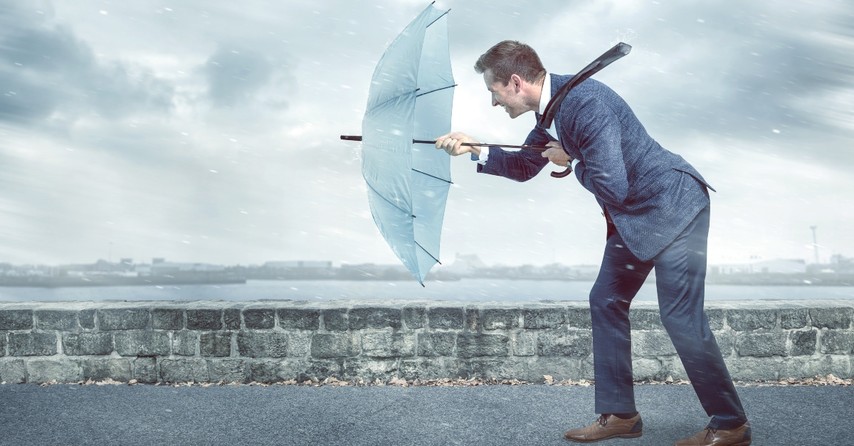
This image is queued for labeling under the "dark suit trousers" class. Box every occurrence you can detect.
[589,205,747,429]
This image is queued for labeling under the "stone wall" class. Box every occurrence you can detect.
[1,300,852,384]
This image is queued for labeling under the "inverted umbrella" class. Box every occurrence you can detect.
[345,3,455,285]
[340,4,631,285]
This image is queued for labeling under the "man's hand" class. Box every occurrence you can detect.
[542,140,572,167]
[435,132,483,157]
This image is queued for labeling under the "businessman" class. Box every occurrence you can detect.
[436,41,750,446]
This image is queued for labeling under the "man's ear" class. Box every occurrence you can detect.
[509,73,523,92]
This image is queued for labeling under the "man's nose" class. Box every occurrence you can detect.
[491,98,499,107]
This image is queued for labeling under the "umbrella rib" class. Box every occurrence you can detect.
[411,168,451,184]
[364,180,416,218]
[415,84,456,98]
[415,240,441,264]
[426,8,450,28]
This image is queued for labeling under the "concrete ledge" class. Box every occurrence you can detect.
[1,300,852,384]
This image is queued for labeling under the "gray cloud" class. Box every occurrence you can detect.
[204,46,274,107]
[0,3,174,127]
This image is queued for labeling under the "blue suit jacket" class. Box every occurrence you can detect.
[478,74,713,261]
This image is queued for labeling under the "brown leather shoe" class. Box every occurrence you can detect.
[674,422,751,446]
[564,414,643,443]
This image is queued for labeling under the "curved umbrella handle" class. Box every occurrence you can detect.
[550,167,572,178]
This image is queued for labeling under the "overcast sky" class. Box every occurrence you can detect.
[1,0,853,269]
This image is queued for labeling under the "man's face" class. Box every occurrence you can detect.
[484,70,525,119]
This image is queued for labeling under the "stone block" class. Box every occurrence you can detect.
[99,309,149,330]
[81,358,131,382]
[820,330,854,354]
[9,332,57,356]
[727,309,777,331]
[342,358,398,381]
[0,333,5,356]
[311,333,359,359]
[780,355,852,380]
[632,358,664,381]
[789,329,817,356]
[321,309,348,331]
[361,332,415,358]
[152,309,184,330]
[0,359,27,383]
[735,331,786,357]
[132,357,158,383]
[714,330,736,357]
[349,307,402,330]
[537,330,592,357]
[457,333,509,358]
[237,331,288,358]
[287,332,312,357]
[243,309,275,329]
[206,359,248,383]
[0,310,33,330]
[522,308,566,329]
[428,307,464,330]
[481,309,519,330]
[224,309,242,330]
[400,358,461,381]
[705,309,725,331]
[35,310,79,331]
[294,360,342,382]
[27,359,83,383]
[172,331,199,356]
[512,331,537,357]
[566,308,593,329]
[628,308,662,330]
[417,332,456,357]
[402,306,426,329]
[524,357,588,382]
[465,308,480,331]
[659,356,688,380]
[114,331,170,357]
[248,360,281,383]
[810,308,852,329]
[632,330,677,357]
[727,357,782,381]
[79,310,96,329]
[200,332,232,357]
[63,332,113,356]
[278,308,320,330]
[160,359,209,382]
[187,309,222,330]
[780,309,809,329]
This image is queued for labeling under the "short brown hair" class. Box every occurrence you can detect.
[474,40,545,85]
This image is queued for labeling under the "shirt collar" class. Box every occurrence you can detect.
[538,72,552,117]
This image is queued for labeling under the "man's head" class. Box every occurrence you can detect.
[474,40,546,119]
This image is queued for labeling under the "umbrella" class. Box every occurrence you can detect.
[340,4,631,285]
[346,3,455,285]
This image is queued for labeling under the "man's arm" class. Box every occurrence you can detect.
[474,127,551,182]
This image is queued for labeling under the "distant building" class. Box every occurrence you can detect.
[712,258,807,275]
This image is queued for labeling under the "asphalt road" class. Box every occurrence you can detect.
[1,383,852,445]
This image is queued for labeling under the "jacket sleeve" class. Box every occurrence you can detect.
[476,126,551,182]
[563,96,629,205]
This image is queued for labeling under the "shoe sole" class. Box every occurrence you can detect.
[564,432,643,443]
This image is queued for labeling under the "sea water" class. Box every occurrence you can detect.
[1,279,852,302]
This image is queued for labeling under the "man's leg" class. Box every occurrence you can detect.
[589,230,653,415]
[654,205,747,430]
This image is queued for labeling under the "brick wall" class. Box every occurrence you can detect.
[1,301,852,384]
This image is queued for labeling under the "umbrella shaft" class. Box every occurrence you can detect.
[340,135,546,151]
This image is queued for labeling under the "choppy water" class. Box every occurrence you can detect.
[1,279,852,302]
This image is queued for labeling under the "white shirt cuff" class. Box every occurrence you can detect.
[571,158,580,170]
[471,146,489,165]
